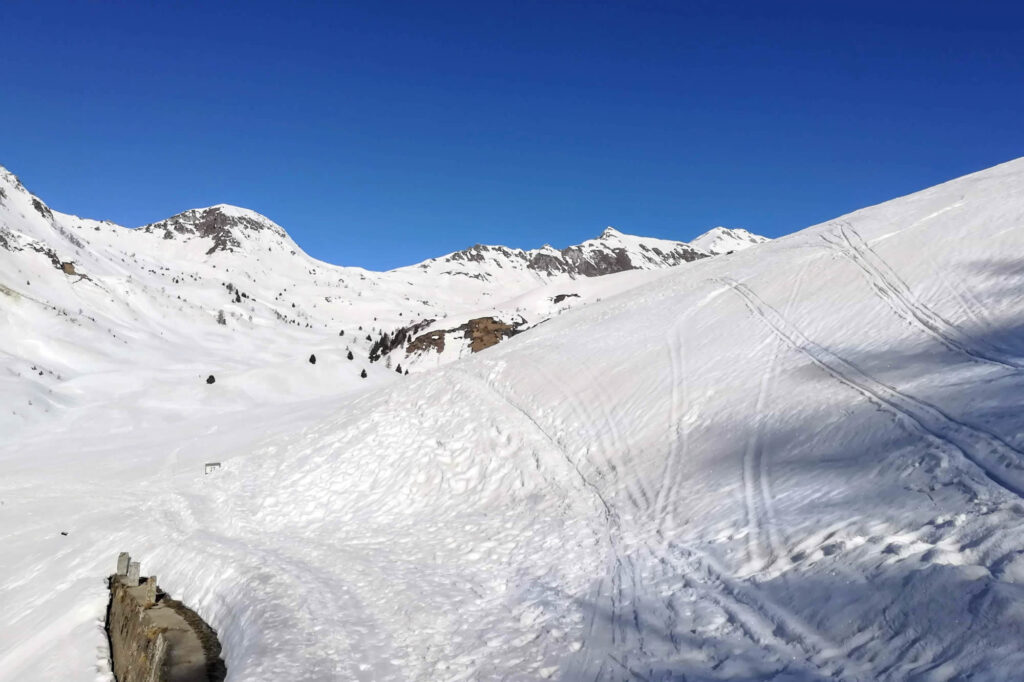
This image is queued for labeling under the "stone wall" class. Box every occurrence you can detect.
[106,553,225,682]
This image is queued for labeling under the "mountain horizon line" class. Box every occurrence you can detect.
[0,163,764,273]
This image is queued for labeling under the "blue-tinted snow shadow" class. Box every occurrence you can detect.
[532,316,1024,681]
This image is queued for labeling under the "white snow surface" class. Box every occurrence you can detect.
[2,159,1024,680]
[689,226,769,255]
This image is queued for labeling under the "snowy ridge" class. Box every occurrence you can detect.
[689,226,769,254]
[4,158,1024,680]
[407,225,722,282]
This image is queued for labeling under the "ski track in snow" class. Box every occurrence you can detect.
[458,341,876,680]
[821,221,1023,371]
[449,368,649,679]
[723,276,1024,500]
[656,283,732,533]
[738,262,809,575]
[658,541,878,681]
[531,360,653,519]
[452,368,617,525]
[655,315,688,536]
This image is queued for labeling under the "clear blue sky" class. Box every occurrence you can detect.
[2,1,1022,270]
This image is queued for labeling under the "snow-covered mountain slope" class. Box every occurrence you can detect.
[0,166,765,428]
[689,226,769,254]
[381,227,763,369]
[5,158,1024,681]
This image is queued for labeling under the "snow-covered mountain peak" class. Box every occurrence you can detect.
[206,203,283,226]
[689,225,768,254]
[0,165,48,217]
[138,204,293,255]
[0,165,22,192]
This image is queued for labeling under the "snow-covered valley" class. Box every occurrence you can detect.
[3,158,1024,680]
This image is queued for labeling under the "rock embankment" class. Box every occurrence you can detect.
[106,553,225,682]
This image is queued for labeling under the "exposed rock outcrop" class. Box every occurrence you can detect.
[369,318,436,362]
[406,329,446,355]
[404,316,524,357]
[140,205,288,255]
[461,316,519,352]
[106,553,225,682]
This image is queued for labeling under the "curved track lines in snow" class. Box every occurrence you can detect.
[452,365,643,679]
[739,263,808,573]
[820,222,1023,371]
[657,541,878,681]
[458,351,872,679]
[455,366,860,679]
[528,361,655,519]
[655,284,731,532]
[451,368,616,522]
[723,277,1024,500]
[451,370,657,678]
[656,318,690,535]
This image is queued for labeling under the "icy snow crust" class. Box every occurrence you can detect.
[2,159,1024,679]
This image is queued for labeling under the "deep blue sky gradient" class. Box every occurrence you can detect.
[2,1,1022,269]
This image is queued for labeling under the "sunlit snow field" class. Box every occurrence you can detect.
[3,160,1024,680]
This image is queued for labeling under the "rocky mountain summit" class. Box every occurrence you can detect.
[138,205,291,255]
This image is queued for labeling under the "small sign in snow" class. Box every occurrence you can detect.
[204,462,222,475]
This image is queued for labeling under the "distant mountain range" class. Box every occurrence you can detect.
[0,163,768,429]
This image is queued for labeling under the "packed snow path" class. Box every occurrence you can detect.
[3,160,1024,680]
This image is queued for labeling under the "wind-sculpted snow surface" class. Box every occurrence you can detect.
[3,159,1024,680]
